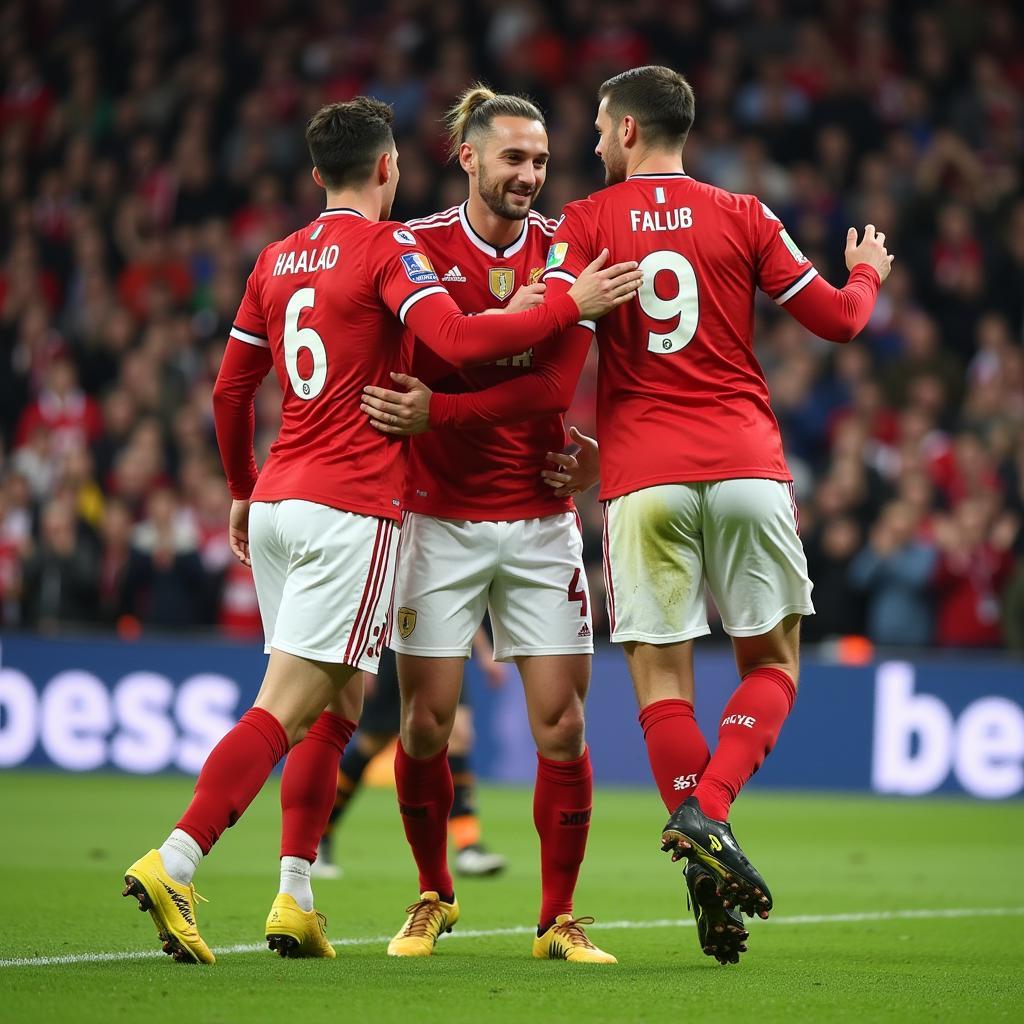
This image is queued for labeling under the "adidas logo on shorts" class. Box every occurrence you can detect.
[577,623,591,638]
[442,265,467,282]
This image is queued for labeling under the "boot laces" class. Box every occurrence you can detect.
[554,916,597,949]
[400,899,443,938]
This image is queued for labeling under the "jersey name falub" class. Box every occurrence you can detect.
[272,245,340,276]
[629,207,693,232]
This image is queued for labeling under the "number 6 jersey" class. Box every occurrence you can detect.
[216,207,582,521]
[542,172,817,500]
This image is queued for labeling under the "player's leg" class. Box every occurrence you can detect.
[386,514,494,955]
[124,644,357,964]
[696,614,801,824]
[623,639,710,810]
[664,479,812,919]
[490,512,613,963]
[266,674,363,959]
[606,486,747,963]
[122,501,397,963]
[606,487,714,811]
[449,702,507,877]
[315,648,403,877]
[260,503,399,958]
[312,728,394,877]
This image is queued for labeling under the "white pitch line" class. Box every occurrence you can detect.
[2,906,1022,969]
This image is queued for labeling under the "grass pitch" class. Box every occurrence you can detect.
[0,772,1021,1023]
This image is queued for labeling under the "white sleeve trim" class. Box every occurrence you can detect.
[774,267,818,305]
[543,269,577,285]
[229,327,269,348]
[577,320,596,332]
[398,285,447,324]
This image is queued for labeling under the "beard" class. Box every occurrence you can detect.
[478,165,535,220]
[602,137,628,186]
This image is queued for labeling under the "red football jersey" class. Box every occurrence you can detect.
[543,173,815,500]
[403,202,579,521]
[229,208,443,520]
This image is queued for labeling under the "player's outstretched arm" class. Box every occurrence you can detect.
[361,325,591,435]
[400,252,639,367]
[781,225,893,343]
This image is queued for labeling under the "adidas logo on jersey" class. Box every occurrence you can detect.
[577,623,592,638]
[442,265,467,282]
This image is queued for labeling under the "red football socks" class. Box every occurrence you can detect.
[394,741,455,902]
[177,707,290,854]
[693,667,797,822]
[534,748,593,928]
[638,699,711,813]
[280,712,357,862]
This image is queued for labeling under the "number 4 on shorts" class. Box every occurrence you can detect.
[567,568,588,617]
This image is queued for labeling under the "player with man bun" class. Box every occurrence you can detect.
[358,84,616,963]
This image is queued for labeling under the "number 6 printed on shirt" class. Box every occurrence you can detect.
[638,250,699,354]
[284,287,328,399]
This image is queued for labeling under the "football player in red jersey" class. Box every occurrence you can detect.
[120,97,642,965]
[357,86,615,963]
[537,66,893,964]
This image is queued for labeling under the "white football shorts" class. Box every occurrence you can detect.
[249,499,399,672]
[388,511,594,662]
[603,480,814,644]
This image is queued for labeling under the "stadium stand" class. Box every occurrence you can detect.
[1,0,1021,649]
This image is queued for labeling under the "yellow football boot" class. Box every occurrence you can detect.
[265,894,336,958]
[122,849,215,964]
[532,915,617,964]
[386,891,460,957]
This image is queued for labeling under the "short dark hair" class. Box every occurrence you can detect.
[305,98,395,190]
[598,66,695,150]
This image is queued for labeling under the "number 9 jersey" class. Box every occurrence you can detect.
[542,172,814,500]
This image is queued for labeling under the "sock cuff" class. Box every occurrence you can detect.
[280,855,311,876]
[536,746,592,784]
[240,707,290,761]
[396,741,449,768]
[741,667,797,710]
[638,698,696,735]
[306,711,357,751]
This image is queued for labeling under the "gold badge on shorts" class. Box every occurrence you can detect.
[488,267,515,300]
[397,607,417,639]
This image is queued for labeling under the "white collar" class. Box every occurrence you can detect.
[457,202,529,258]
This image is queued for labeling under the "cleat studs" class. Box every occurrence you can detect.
[267,934,299,958]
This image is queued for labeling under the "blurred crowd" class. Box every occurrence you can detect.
[1,0,1022,650]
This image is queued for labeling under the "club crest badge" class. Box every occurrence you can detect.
[397,607,417,639]
[529,266,543,284]
[488,267,515,300]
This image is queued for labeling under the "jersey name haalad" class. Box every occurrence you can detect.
[542,173,807,501]
[230,208,445,520]
[403,202,571,521]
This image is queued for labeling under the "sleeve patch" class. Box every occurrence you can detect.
[760,202,780,222]
[779,229,807,264]
[393,228,417,245]
[401,252,439,283]
[545,241,569,270]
